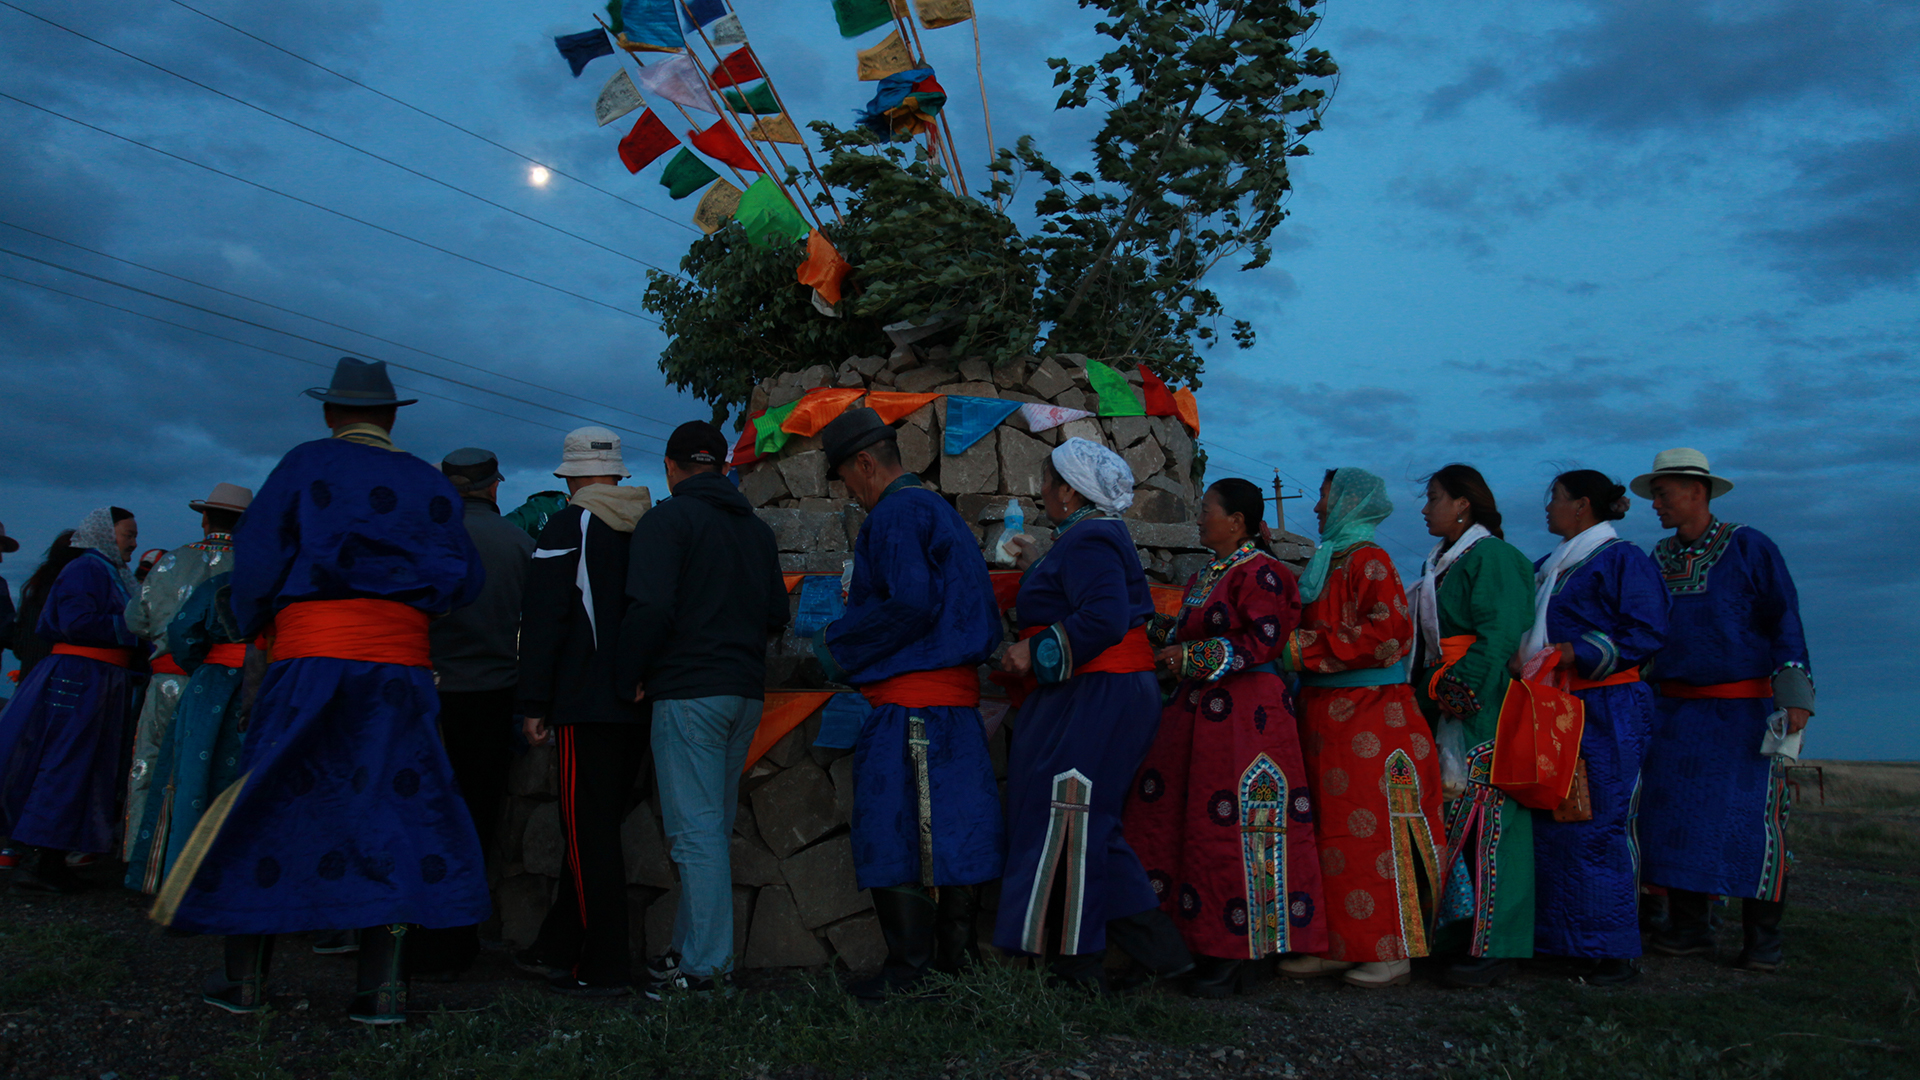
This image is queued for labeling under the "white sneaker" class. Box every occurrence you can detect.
[1278,955,1354,979]
[1342,959,1412,988]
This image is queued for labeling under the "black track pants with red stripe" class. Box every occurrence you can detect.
[530,723,649,985]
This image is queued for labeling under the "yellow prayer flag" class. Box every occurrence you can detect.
[693,179,743,234]
[857,29,914,81]
[747,114,804,145]
[915,0,973,28]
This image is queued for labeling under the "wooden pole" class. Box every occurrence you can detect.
[716,0,846,224]
[669,30,810,224]
[594,13,750,190]
[970,8,1003,212]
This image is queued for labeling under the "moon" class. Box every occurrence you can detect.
[528,165,552,187]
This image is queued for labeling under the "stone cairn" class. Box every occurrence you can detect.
[490,350,1315,974]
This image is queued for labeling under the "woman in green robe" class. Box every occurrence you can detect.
[1407,464,1536,987]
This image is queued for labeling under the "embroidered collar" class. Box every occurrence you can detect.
[1184,539,1262,609]
[1655,517,1741,596]
[1052,504,1104,535]
[332,422,398,451]
[194,533,234,549]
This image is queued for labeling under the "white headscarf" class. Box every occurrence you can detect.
[1408,524,1490,669]
[1519,521,1617,661]
[1049,437,1135,516]
[70,506,138,594]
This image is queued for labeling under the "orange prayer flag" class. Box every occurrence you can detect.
[782,573,807,593]
[865,391,941,425]
[1150,584,1186,616]
[780,387,865,438]
[796,229,853,306]
[742,691,836,772]
[1171,387,1200,434]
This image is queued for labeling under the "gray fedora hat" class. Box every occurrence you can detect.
[304,357,417,407]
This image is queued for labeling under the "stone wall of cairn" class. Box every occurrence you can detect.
[488,349,1315,975]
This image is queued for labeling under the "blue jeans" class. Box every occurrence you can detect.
[651,695,762,977]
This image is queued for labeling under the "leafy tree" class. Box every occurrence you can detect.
[641,0,1336,420]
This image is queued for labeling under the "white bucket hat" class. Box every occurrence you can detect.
[1630,447,1734,500]
[553,426,630,479]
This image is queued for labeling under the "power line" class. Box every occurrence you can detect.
[0,90,661,325]
[0,245,668,445]
[0,1,689,279]
[161,0,700,238]
[0,268,573,435]
[0,218,682,436]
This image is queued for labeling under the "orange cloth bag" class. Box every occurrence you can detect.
[1489,648,1585,810]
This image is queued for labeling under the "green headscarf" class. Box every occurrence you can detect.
[1297,467,1393,603]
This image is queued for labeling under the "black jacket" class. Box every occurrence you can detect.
[616,472,787,702]
[518,500,646,725]
[429,498,535,693]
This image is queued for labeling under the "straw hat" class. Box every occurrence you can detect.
[1630,448,1734,500]
[189,482,254,514]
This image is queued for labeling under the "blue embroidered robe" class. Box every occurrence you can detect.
[156,435,488,935]
[819,475,1005,890]
[0,551,143,853]
[1638,521,1810,902]
[1530,540,1669,958]
[992,516,1164,956]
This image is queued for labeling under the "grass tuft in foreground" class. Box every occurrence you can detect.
[0,917,130,1007]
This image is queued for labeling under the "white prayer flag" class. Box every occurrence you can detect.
[635,52,716,115]
[594,69,645,127]
[705,13,746,46]
[1018,402,1094,432]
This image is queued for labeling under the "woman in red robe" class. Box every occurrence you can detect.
[1126,479,1327,996]
[1278,468,1444,988]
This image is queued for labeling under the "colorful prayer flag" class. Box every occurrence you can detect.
[704,12,746,45]
[942,396,1021,455]
[736,175,810,246]
[709,45,764,88]
[858,68,945,140]
[743,690,837,772]
[791,575,848,634]
[1172,387,1200,434]
[594,69,645,126]
[747,114,803,144]
[660,148,719,198]
[832,0,896,38]
[693,178,743,233]
[1017,401,1093,433]
[797,230,853,306]
[1085,361,1145,417]
[865,391,940,424]
[617,109,678,173]
[1138,364,1178,417]
[781,387,865,437]
[617,0,684,51]
[914,0,974,28]
[690,119,764,172]
[681,0,727,30]
[721,83,781,114]
[635,52,715,114]
[605,0,625,33]
[856,30,913,81]
[754,400,801,455]
[554,29,614,77]
[732,409,765,466]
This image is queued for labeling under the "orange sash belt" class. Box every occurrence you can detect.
[204,643,249,669]
[51,643,135,668]
[1424,634,1478,697]
[1569,666,1641,692]
[861,665,982,709]
[1078,625,1157,675]
[1658,677,1771,700]
[264,599,431,668]
[149,654,187,676]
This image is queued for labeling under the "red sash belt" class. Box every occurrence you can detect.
[149,654,187,676]
[264,599,431,668]
[860,665,982,709]
[1569,666,1641,692]
[1658,677,1771,700]
[1075,625,1156,675]
[204,643,249,669]
[51,643,135,668]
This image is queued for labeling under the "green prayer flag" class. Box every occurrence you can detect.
[755,399,801,455]
[604,0,623,34]
[660,149,719,200]
[736,175,811,247]
[1085,361,1145,417]
[832,0,895,38]
[721,83,781,115]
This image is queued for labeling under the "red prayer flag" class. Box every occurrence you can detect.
[797,229,853,306]
[690,119,763,172]
[617,109,678,174]
[709,45,765,89]
[989,570,1023,612]
[1138,364,1178,417]
[732,409,764,467]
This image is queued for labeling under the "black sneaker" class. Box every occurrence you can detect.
[644,951,682,982]
[547,974,633,999]
[643,970,732,1002]
[202,977,269,1015]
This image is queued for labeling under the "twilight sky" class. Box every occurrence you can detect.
[0,1,1913,757]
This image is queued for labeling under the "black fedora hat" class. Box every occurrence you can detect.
[304,357,417,407]
[821,406,896,476]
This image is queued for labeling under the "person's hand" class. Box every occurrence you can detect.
[1155,645,1183,679]
[1552,642,1575,668]
[1002,638,1033,676]
[523,715,551,746]
[630,682,646,704]
[1007,533,1038,571]
[1784,707,1811,734]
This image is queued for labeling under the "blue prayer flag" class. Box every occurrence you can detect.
[791,574,848,636]
[619,0,684,50]
[942,396,1021,456]
[681,0,728,30]
[553,29,615,77]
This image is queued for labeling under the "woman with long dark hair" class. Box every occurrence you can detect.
[1523,470,1668,984]
[1125,477,1327,996]
[1406,464,1536,987]
[10,530,80,680]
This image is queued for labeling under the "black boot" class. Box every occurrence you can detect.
[203,935,275,1014]
[1638,891,1671,935]
[1185,955,1247,999]
[1443,955,1516,988]
[1105,907,1195,981]
[849,886,937,1002]
[932,885,981,975]
[11,846,85,894]
[1649,889,1715,957]
[350,925,408,1025]
[1739,887,1786,972]
[1580,957,1641,986]
[1047,951,1108,995]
